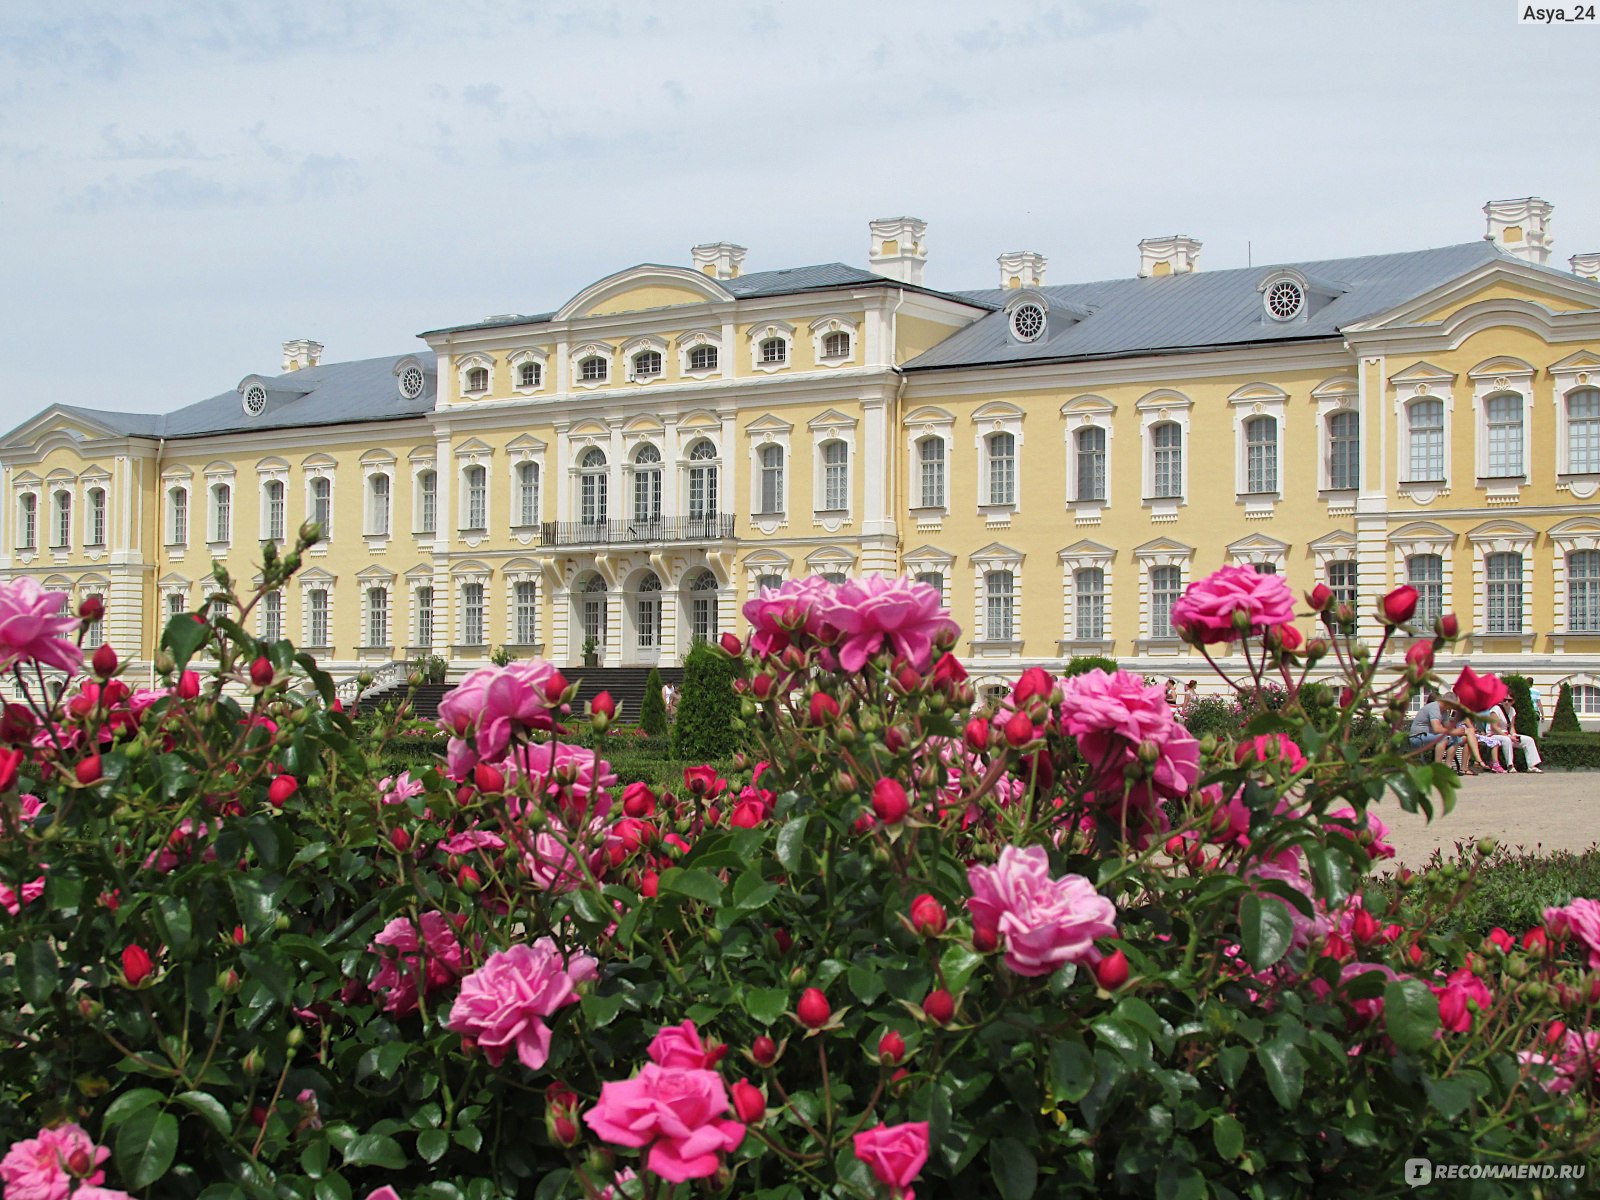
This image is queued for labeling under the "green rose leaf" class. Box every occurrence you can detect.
[1422,1073,1478,1120]
[1049,1037,1095,1103]
[1256,1038,1305,1109]
[1239,892,1295,970]
[1384,978,1439,1053]
[342,1133,407,1169]
[161,612,211,669]
[417,1128,450,1164]
[1155,1162,1207,1200]
[775,815,809,874]
[1212,1113,1244,1160]
[116,1107,179,1189]
[990,1137,1038,1200]
[743,986,789,1025]
[17,940,57,1008]
[657,867,723,904]
[175,1089,233,1135]
[102,1087,165,1127]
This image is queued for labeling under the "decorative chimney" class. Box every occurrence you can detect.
[1483,197,1553,266]
[997,251,1047,289]
[281,339,324,372]
[1571,252,1600,281]
[691,242,747,280]
[869,217,927,286]
[1138,235,1202,278]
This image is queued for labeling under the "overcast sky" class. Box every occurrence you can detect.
[2,0,1595,428]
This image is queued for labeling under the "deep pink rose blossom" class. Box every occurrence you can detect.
[446,938,597,1070]
[1057,670,1200,817]
[852,1121,930,1200]
[818,576,957,674]
[1169,565,1296,644]
[648,1019,724,1069]
[438,660,562,769]
[583,1064,746,1182]
[740,577,834,657]
[368,912,464,1016]
[72,1190,135,1200]
[966,845,1117,977]
[0,1123,109,1200]
[1545,898,1600,969]
[0,579,83,677]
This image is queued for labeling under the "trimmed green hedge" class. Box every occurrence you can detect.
[640,667,668,737]
[672,641,743,762]
[1540,732,1600,770]
[1379,844,1600,941]
[1503,674,1538,740]
[1551,682,1584,734]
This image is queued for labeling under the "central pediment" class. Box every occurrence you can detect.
[556,265,734,321]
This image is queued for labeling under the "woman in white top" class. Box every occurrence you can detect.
[1483,703,1544,773]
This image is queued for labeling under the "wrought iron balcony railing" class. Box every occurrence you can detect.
[539,514,735,547]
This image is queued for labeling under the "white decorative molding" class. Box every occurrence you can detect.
[808,409,857,522]
[1390,361,1456,499]
[570,341,616,389]
[1228,383,1288,510]
[809,314,859,367]
[455,351,494,399]
[746,414,792,525]
[507,348,549,394]
[1135,389,1191,510]
[747,321,796,375]
[1058,539,1115,650]
[1468,356,1536,488]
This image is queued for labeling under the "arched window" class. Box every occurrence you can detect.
[86,487,106,547]
[636,572,661,649]
[209,483,230,543]
[463,465,487,530]
[688,569,718,641]
[1568,388,1600,474]
[168,487,188,545]
[1407,400,1445,482]
[1407,554,1444,629]
[1151,421,1182,499]
[758,444,784,515]
[261,591,283,642]
[687,440,718,521]
[1327,410,1359,491]
[579,356,608,383]
[1486,551,1523,634]
[309,477,331,536]
[514,580,538,643]
[1075,427,1105,502]
[17,493,36,551]
[306,588,330,646]
[368,474,391,537]
[1485,393,1524,478]
[988,432,1017,506]
[264,480,285,541]
[632,445,661,524]
[688,345,718,372]
[52,490,72,548]
[759,337,787,365]
[917,437,945,509]
[462,582,486,645]
[821,441,848,511]
[580,448,608,526]
[1149,566,1182,639]
[823,331,851,358]
[633,350,663,379]
[515,462,539,527]
[465,366,489,394]
[1074,568,1105,640]
[1244,416,1278,494]
[518,361,541,389]
[984,570,1014,641]
[1569,550,1600,634]
[417,470,437,535]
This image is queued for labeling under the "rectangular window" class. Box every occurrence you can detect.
[633,467,661,524]
[416,587,434,648]
[636,596,658,648]
[170,489,188,545]
[1408,400,1445,482]
[419,473,437,534]
[1152,422,1182,499]
[367,588,388,647]
[984,570,1015,641]
[689,465,718,520]
[1074,568,1105,641]
[1245,417,1278,494]
[515,580,538,643]
[1570,390,1600,474]
[1486,552,1523,635]
[1150,565,1182,639]
[1408,554,1444,630]
[211,485,231,543]
[463,582,485,645]
[18,495,35,550]
[759,446,784,515]
[1484,394,1524,478]
[1075,428,1106,502]
[1571,551,1600,634]
[262,591,283,642]
[517,463,539,527]
[1327,560,1358,611]
[266,481,285,541]
[988,433,1016,506]
[918,438,945,509]
[310,478,331,535]
[1575,684,1600,716]
[166,593,184,619]
[1328,411,1359,490]
[53,492,71,548]
[370,474,391,536]
[308,589,329,646]
[692,595,716,640]
[464,468,487,530]
[822,442,848,511]
[87,489,106,546]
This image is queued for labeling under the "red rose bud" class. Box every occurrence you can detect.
[878,1030,906,1065]
[121,944,153,986]
[1486,927,1515,954]
[1522,927,1549,953]
[232,925,247,946]
[590,691,617,721]
[267,775,299,808]
[1352,907,1380,945]
[77,594,105,622]
[549,1115,579,1147]
[1405,941,1424,967]
[91,643,118,677]
[796,987,831,1029]
[731,1079,765,1123]
[1454,665,1508,714]
[457,865,481,894]
[909,893,947,937]
[870,778,909,825]
[249,656,276,687]
[922,988,955,1025]
[752,1035,778,1066]
[176,670,200,699]
[389,827,412,853]
[1338,687,1356,709]
[1404,640,1434,675]
[719,632,743,657]
[1307,583,1333,611]
[473,762,506,794]
[1003,709,1035,748]
[1272,623,1303,651]
[544,671,570,703]
[751,672,777,701]
[1437,613,1460,639]
[1012,666,1053,705]
[640,870,659,898]
[0,747,22,793]
[807,691,840,726]
[1095,949,1130,990]
[972,923,999,954]
[1381,585,1419,626]
[963,717,992,755]
[75,754,103,785]
[1546,1021,1569,1047]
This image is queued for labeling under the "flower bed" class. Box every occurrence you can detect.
[1,540,1598,1198]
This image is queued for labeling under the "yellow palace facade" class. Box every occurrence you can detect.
[6,199,1600,716]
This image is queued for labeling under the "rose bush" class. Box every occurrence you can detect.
[1,531,1598,1198]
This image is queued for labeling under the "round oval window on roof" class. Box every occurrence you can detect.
[242,384,268,416]
[399,366,425,399]
[1010,302,1046,343]
[1265,279,1305,322]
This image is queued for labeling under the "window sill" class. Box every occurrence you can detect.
[301,644,332,654]
[1136,637,1187,655]
[1059,637,1114,653]
[970,638,1023,656]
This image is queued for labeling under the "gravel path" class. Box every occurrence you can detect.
[1379,770,1600,865]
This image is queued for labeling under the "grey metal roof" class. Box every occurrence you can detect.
[53,406,167,437]
[903,241,1518,371]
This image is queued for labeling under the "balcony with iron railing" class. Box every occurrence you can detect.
[539,513,735,547]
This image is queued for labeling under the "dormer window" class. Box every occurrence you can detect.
[465,366,489,394]
[242,384,268,416]
[760,337,787,365]
[633,350,663,379]
[518,362,541,389]
[689,345,718,372]
[1010,303,1046,342]
[1264,279,1305,322]
[399,366,426,400]
[579,356,608,383]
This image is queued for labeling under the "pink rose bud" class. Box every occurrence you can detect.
[808,692,840,726]
[75,754,103,785]
[122,944,153,986]
[1095,949,1130,990]
[1486,927,1514,954]
[964,717,992,755]
[591,691,617,720]
[731,1079,765,1123]
[878,1030,906,1065]
[1307,583,1333,611]
[268,775,299,808]
[1002,710,1035,748]
[473,762,506,794]
[232,925,247,945]
[544,671,570,703]
[751,672,776,700]
[1454,665,1508,714]
[752,1035,778,1065]
[909,894,947,937]
[921,988,954,1025]
[76,595,105,623]
[249,656,275,687]
[1437,613,1460,639]
[796,987,831,1029]
[1381,585,1419,626]
[1404,641,1434,675]
[65,1147,94,1177]
[871,778,909,825]
[720,632,743,656]
[1352,908,1380,945]
[389,827,411,852]
[177,670,201,699]
[91,643,118,677]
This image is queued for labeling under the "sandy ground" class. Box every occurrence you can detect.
[1379,769,1600,865]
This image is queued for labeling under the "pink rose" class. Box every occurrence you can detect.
[818,576,957,674]
[1244,861,1332,952]
[1235,734,1307,774]
[0,579,84,677]
[740,576,834,657]
[0,876,45,916]
[1453,665,1509,715]
[583,1064,746,1182]
[852,1121,930,1200]
[1432,968,1492,1034]
[1545,898,1600,969]
[365,1190,402,1200]
[1058,670,1200,813]
[1169,565,1296,645]
[446,938,597,1070]
[1328,806,1395,861]
[72,1191,135,1200]
[368,911,464,1016]
[1520,1027,1600,1094]
[966,845,1117,977]
[0,1122,109,1200]
[647,1019,724,1069]
[438,660,561,767]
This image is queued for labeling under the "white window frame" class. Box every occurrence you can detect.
[970,544,1024,654]
[904,406,955,521]
[1551,519,1600,638]
[259,472,288,543]
[756,442,786,517]
[682,437,722,522]
[1469,359,1535,492]
[974,401,1026,523]
[83,482,107,548]
[1058,541,1114,652]
[1134,538,1192,649]
[748,321,795,374]
[677,330,723,379]
[1137,389,1192,515]
[415,466,438,536]
[17,490,38,552]
[810,315,859,366]
[506,570,540,646]
[413,583,435,649]
[257,589,283,643]
[576,445,610,527]
[364,467,393,540]
[1390,363,1456,500]
[460,462,489,532]
[820,441,849,512]
[208,480,232,546]
[629,442,664,525]
[1060,398,1110,521]
[48,485,73,551]
[302,583,332,649]
[456,353,494,398]
[1550,354,1600,494]
[809,411,858,525]
[306,471,333,542]
[1467,521,1534,646]
[1229,384,1288,512]
[622,335,669,384]
[459,577,489,648]
[510,459,540,529]
[508,348,548,394]
[166,481,190,547]
[571,342,614,388]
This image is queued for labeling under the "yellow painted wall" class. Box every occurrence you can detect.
[1415,280,1592,323]
[585,285,721,316]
